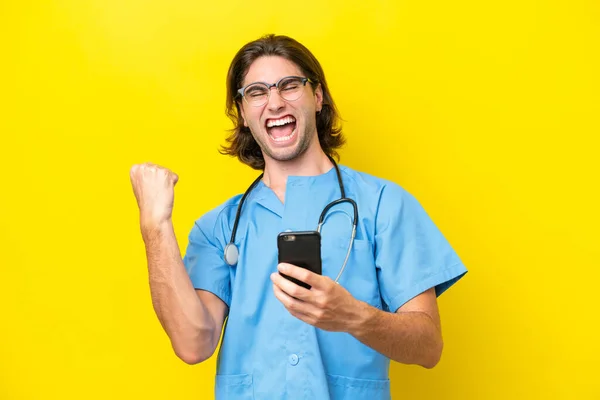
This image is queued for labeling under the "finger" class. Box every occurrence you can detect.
[272,285,321,327]
[270,271,312,301]
[272,283,313,315]
[130,164,138,178]
[139,163,150,176]
[130,166,138,185]
[277,263,323,289]
[287,308,315,326]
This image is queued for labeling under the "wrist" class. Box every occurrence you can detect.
[141,217,173,243]
[347,300,378,338]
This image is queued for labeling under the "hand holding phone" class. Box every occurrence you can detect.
[277,231,322,289]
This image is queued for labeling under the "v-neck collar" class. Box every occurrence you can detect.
[248,165,341,218]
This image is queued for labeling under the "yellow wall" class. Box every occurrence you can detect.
[1,0,598,398]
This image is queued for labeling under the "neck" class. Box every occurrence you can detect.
[262,145,334,197]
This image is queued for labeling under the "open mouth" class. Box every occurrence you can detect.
[266,115,297,143]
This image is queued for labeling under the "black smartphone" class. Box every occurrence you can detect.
[277,231,322,290]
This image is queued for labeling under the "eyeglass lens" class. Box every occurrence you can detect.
[244,77,306,106]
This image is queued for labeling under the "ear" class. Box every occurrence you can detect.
[238,101,248,127]
[314,83,324,113]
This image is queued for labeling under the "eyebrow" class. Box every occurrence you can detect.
[243,75,299,86]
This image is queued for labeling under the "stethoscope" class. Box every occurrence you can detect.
[223,155,358,283]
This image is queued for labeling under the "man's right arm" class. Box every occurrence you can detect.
[142,220,228,365]
[130,162,227,365]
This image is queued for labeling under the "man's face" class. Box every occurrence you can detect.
[238,56,323,164]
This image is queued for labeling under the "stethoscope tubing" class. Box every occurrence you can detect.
[224,155,358,286]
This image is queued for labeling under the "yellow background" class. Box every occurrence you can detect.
[1,0,599,398]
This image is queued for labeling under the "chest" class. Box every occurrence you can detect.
[230,191,384,310]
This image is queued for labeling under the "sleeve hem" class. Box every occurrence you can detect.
[387,263,467,313]
[192,282,231,308]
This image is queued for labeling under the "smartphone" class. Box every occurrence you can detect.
[277,231,322,290]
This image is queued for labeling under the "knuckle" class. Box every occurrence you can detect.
[315,296,326,308]
[288,286,300,298]
[298,270,309,282]
[144,162,160,172]
[287,300,298,311]
[314,309,324,320]
[323,283,334,295]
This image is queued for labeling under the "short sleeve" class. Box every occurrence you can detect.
[374,183,467,312]
[182,208,232,308]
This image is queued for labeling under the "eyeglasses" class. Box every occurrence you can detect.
[237,76,316,107]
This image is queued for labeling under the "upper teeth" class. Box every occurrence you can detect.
[267,116,295,128]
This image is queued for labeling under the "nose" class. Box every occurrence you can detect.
[266,87,285,111]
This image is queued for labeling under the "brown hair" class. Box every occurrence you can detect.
[219,34,345,170]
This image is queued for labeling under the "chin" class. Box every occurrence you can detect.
[263,131,300,160]
[267,147,303,162]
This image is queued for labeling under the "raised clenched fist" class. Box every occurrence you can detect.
[130,163,179,231]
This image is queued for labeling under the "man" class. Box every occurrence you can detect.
[130,34,467,399]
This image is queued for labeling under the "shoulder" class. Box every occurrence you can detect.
[188,194,243,247]
[338,164,416,206]
[337,164,433,234]
[194,194,241,230]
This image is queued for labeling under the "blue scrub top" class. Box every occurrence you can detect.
[183,164,467,400]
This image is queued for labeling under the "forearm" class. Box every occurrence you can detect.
[142,219,217,363]
[348,302,443,368]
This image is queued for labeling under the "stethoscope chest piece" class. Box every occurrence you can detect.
[224,243,239,266]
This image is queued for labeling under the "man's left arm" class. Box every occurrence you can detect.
[349,287,443,369]
[271,184,466,368]
[271,264,443,369]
